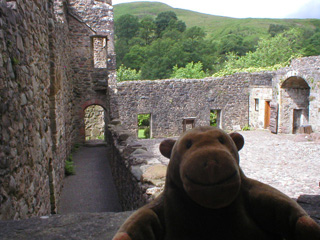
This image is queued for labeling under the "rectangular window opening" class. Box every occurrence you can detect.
[210,110,221,128]
[255,99,259,111]
[93,37,107,68]
[138,113,151,139]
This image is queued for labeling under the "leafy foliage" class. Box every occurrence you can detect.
[114,3,320,81]
[115,14,140,42]
[210,111,218,127]
[171,62,208,79]
[138,114,151,139]
[213,29,305,77]
[138,114,150,127]
[117,65,141,81]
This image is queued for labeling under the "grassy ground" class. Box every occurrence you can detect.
[138,129,146,139]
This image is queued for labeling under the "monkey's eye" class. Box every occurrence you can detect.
[218,136,225,144]
[186,140,193,149]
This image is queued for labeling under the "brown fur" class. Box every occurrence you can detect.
[113,126,320,240]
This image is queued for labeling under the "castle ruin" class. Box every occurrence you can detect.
[0,0,319,220]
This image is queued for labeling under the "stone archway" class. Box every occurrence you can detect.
[280,76,310,134]
[80,99,108,142]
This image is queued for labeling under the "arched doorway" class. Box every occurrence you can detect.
[280,76,310,134]
[84,105,106,141]
[80,99,108,142]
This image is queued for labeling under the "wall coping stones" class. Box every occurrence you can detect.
[107,121,167,203]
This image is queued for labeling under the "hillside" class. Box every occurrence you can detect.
[113,1,320,38]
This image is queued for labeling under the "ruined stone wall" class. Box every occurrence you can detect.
[0,1,49,219]
[68,0,116,75]
[0,0,75,219]
[273,56,320,133]
[116,72,273,138]
[249,87,273,129]
[67,1,114,142]
[49,0,75,213]
[106,121,147,210]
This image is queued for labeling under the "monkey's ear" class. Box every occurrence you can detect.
[159,139,176,159]
[229,132,244,151]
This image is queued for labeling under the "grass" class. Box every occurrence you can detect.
[138,128,146,139]
[65,155,75,176]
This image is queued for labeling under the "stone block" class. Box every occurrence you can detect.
[141,164,167,184]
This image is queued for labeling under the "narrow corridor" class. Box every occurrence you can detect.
[59,143,122,214]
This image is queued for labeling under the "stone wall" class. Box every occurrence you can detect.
[49,0,76,214]
[0,0,74,219]
[67,0,114,142]
[68,0,116,85]
[249,87,273,129]
[116,72,273,138]
[272,56,320,133]
[106,121,147,210]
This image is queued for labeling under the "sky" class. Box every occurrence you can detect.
[112,0,320,19]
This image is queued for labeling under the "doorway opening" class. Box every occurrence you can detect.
[210,110,221,128]
[293,109,303,134]
[280,76,310,134]
[264,101,271,129]
[84,105,106,141]
[138,113,151,139]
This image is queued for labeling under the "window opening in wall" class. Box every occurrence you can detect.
[138,113,151,139]
[210,110,221,128]
[84,105,106,141]
[93,37,107,68]
[255,99,259,111]
[182,117,196,132]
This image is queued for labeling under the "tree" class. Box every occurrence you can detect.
[122,45,146,70]
[220,28,305,72]
[171,62,208,79]
[115,14,140,43]
[115,39,130,66]
[268,24,289,37]
[140,38,190,80]
[167,19,186,33]
[184,26,206,41]
[218,34,247,56]
[117,65,141,82]
[155,11,178,37]
[304,32,320,56]
[139,16,157,45]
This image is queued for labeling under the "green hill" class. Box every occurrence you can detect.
[113,1,320,39]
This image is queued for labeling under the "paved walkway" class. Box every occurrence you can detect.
[58,143,122,214]
[139,130,320,199]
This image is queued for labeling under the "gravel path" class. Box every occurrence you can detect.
[138,130,320,199]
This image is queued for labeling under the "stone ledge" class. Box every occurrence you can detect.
[0,196,319,240]
[0,211,132,240]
